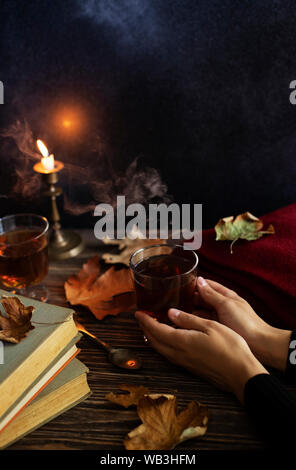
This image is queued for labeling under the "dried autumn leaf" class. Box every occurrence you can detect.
[102,234,166,266]
[0,295,35,344]
[215,211,275,253]
[64,255,136,320]
[124,394,209,450]
[106,384,150,408]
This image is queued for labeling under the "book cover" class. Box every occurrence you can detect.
[0,334,81,429]
[0,344,80,432]
[0,290,78,420]
[0,359,91,449]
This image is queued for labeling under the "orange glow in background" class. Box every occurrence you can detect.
[51,105,89,139]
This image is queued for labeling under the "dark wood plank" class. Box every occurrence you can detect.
[8,230,287,450]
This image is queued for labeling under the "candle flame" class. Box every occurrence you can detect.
[37,139,49,158]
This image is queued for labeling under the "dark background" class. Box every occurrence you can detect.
[1,0,296,228]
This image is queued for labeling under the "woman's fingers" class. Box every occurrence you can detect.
[206,279,239,299]
[194,279,238,311]
[194,291,206,307]
[135,309,207,348]
[168,308,210,332]
[197,277,230,309]
[142,328,178,360]
[193,308,218,321]
[136,312,187,363]
[135,311,180,346]
[137,310,207,368]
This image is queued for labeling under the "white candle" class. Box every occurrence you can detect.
[37,139,55,172]
[41,154,55,171]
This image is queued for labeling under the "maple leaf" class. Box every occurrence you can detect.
[0,296,35,344]
[64,255,136,320]
[102,234,166,266]
[124,394,209,450]
[106,384,150,408]
[215,211,275,253]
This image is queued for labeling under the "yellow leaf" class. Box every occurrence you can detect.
[124,394,209,450]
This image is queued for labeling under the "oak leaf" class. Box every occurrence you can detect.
[106,384,150,408]
[102,233,166,266]
[215,211,275,253]
[64,256,136,320]
[124,394,209,450]
[0,295,35,344]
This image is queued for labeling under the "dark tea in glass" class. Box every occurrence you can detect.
[130,244,198,323]
[0,214,49,300]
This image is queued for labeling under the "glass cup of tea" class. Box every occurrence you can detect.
[0,214,49,301]
[130,244,198,324]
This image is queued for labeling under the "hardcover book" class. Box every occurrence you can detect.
[0,359,91,449]
[0,290,79,422]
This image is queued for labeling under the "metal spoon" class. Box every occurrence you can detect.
[75,320,142,370]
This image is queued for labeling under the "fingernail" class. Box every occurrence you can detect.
[135,310,145,318]
[168,308,180,320]
[197,276,208,287]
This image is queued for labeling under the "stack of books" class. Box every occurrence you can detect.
[0,289,91,449]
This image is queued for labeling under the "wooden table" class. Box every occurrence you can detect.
[10,230,275,450]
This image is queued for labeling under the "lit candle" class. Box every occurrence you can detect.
[37,139,55,172]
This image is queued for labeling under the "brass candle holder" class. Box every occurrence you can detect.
[33,160,84,260]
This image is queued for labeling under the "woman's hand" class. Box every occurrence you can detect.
[194,277,291,372]
[135,309,267,403]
